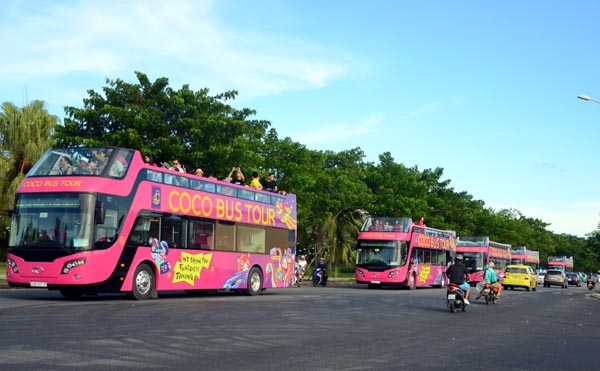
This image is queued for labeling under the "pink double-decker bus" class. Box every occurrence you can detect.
[510,246,540,272]
[6,147,297,299]
[354,217,456,289]
[547,256,574,272]
[456,236,511,284]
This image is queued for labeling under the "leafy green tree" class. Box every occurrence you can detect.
[55,72,269,177]
[324,208,366,274]
[40,71,599,274]
[0,100,58,210]
[0,100,58,261]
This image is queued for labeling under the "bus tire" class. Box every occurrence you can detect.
[60,288,84,299]
[131,263,155,300]
[244,267,262,296]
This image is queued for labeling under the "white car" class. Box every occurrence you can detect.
[537,272,546,285]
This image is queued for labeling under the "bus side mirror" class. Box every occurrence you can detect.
[95,201,106,224]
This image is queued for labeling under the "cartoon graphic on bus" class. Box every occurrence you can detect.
[266,247,295,288]
[150,238,171,275]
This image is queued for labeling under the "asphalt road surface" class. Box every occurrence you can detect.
[0,283,598,371]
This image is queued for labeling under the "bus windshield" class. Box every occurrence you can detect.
[356,240,408,268]
[9,193,97,251]
[27,147,134,178]
[463,252,485,273]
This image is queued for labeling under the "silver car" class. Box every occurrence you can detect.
[543,269,568,288]
[537,271,546,285]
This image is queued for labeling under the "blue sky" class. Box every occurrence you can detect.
[2,0,600,237]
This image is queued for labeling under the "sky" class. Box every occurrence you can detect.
[2,0,600,237]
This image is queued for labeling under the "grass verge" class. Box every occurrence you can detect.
[0,264,7,288]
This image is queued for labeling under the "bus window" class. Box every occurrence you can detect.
[129,215,160,246]
[217,184,235,197]
[188,220,214,250]
[215,222,235,251]
[237,189,255,201]
[94,209,118,249]
[266,228,288,254]
[161,216,186,248]
[237,225,265,253]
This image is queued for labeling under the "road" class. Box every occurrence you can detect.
[0,283,598,371]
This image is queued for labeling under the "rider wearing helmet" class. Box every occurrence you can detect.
[446,254,471,305]
[477,261,502,299]
[314,258,328,284]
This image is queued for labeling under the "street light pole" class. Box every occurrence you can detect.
[577,94,600,105]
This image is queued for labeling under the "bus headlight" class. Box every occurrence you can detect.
[356,269,365,277]
[61,258,87,274]
[7,258,18,274]
[388,270,399,278]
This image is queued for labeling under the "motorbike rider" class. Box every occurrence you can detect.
[476,261,502,299]
[315,258,328,284]
[298,255,307,272]
[446,254,471,305]
[296,255,307,281]
[588,272,596,287]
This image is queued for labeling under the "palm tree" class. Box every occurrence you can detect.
[0,100,58,210]
[323,209,368,274]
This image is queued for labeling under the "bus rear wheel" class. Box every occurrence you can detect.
[130,263,155,300]
[244,267,263,296]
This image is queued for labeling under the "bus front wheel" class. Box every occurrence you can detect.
[130,263,156,300]
[60,288,84,299]
[244,267,263,296]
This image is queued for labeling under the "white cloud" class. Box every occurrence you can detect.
[1,0,358,99]
[294,114,385,146]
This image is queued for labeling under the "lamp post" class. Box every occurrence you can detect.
[577,94,600,105]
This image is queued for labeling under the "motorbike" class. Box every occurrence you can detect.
[295,265,306,287]
[587,279,596,290]
[313,267,328,287]
[446,283,466,312]
[482,283,498,305]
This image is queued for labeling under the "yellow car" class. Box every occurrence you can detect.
[502,264,537,291]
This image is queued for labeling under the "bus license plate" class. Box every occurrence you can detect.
[447,294,456,300]
[30,281,47,288]
[371,281,381,284]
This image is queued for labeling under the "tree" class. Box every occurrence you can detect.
[0,100,58,210]
[42,71,598,274]
[324,208,367,274]
[55,71,270,178]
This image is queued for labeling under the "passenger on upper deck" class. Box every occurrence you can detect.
[58,156,73,175]
[250,171,263,190]
[228,167,246,186]
[170,159,185,173]
[144,154,157,166]
[74,157,92,175]
[262,172,278,193]
[91,149,109,172]
[392,219,403,232]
